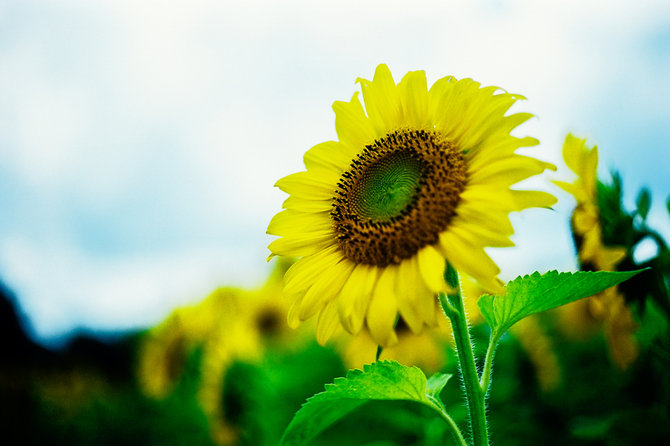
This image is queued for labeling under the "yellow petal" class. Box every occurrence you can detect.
[356,64,402,134]
[447,214,514,248]
[266,210,332,236]
[417,245,448,293]
[407,256,439,327]
[562,134,597,177]
[366,265,399,347]
[275,171,338,200]
[552,180,583,201]
[283,245,341,296]
[282,196,332,212]
[267,231,334,258]
[287,293,305,329]
[333,92,377,149]
[427,75,456,123]
[455,203,515,237]
[457,96,526,151]
[469,155,556,187]
[510,190,558,210]
[299,259,354,321]
[439,230,503,294]
[316,299,341,345]
[337,264,379,333]
[398,70,429,128]
[598,246,626,271]
[395,257,428,333]
[303,140,355,173]
[459,184,515,210]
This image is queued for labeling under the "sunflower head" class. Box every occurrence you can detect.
[553,134,626,270]
[268,64,556,347]
[554,134,638,369]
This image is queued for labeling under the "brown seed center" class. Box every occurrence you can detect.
[331,129,467,266]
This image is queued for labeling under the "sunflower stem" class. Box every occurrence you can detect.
[439,264,489,446]
[479,335,497,394]
[428,395,469,446]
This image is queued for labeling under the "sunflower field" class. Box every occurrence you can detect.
[2,63,670,446]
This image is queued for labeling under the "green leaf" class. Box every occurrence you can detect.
[478,270,645,343]
[426,373,452,400]
[636,188,651,220]
[280,361,447,446]
[666,195,670,217]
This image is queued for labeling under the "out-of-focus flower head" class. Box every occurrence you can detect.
[553,134,638,369]
[137,258,309,445]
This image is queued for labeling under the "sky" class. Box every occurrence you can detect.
[1,0,669,346]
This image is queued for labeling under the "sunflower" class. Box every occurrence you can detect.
[553,134,627,271]
[137,259,304,445]
[137,288,243,399]
[268,64,556,347]
[554,134,638,369]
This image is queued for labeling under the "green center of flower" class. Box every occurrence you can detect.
[351,151,426,222]
[331,129,467,267]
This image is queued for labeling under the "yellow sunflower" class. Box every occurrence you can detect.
[267,64,556,347]
[554,134,637,369]
[553,134,627,270]
[137,286,245,399]
[138,259,305,445]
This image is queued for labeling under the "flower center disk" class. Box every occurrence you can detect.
[332,129,467,266]
[351,150,425,221]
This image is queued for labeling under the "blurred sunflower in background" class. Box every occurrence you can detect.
[339,316,452,374]
[554,134,639,369]
[267,64,556,347]
[138,259,308,445]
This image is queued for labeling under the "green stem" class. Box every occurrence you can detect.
[428,396,468,446]
[479,335,497,394]
[439,265,489,446]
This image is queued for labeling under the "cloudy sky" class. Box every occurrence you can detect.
[1,0,669,346]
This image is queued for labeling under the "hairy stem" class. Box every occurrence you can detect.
[479,335,497,394]
[440,265,489,446]
[429,396,468,446]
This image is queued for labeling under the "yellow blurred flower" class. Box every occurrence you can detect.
[137,259,307,445]
[510,317,561,391]
[554,134,638,369]
[339,317,452,374]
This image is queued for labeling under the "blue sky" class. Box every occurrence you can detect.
[1,0,669,345]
